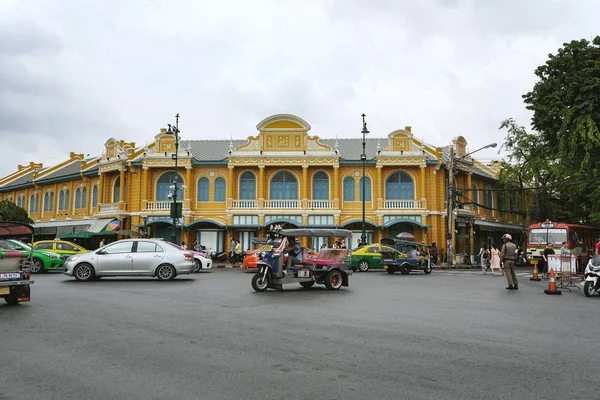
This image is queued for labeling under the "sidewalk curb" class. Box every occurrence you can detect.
[215,264,241,269]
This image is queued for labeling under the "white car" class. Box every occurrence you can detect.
[63,239,194,281]
[192,251,213,271]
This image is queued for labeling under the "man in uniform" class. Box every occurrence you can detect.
[500,233,518,290]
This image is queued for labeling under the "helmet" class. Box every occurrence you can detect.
[501,233,512,241]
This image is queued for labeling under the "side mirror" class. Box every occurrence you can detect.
[96,249,107,255]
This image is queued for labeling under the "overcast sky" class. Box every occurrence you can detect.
[1,0,598,177]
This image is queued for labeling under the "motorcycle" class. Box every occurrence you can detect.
[583,255,600,297]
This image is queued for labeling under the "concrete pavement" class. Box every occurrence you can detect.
[0,269,596,400]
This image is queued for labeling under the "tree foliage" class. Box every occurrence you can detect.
[0,200,33,224]
[500,36,600,224]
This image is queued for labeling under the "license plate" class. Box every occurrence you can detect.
[0,287,10,295]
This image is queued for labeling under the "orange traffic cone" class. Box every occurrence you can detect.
[530,262,541,281]
[544,269,562,295]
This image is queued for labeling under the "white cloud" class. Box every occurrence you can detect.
[1,0,598,176]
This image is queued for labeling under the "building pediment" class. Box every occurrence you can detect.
[232,114,335,158]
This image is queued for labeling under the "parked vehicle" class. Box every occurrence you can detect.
[63,239,194,281]
[0,222,34,305]
[251,228,352,292]
[32,239,89,262]
[380,238,433,275]
[177,245,213,272]
[350,244,406,272]
[0,239,64,273]
[583,255,600,297]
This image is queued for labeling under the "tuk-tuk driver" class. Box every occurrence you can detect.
[285,237,303,271]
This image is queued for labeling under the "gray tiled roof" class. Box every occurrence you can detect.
[187,140,246,161]
[320,138,438,161]
[1,171,36,189]
[36,161,83,181]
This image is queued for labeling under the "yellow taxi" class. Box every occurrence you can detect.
[32,240,90,261]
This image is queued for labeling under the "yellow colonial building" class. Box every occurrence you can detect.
[0,114,528,262]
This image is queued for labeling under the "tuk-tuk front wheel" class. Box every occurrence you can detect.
[325,270,343,290]
[386,266,395,274]
[424,264,433,274]
[252,273,269,292]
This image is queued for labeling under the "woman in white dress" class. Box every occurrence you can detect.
[490,244,502,275]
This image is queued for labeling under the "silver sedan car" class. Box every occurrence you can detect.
[63,239,194,281]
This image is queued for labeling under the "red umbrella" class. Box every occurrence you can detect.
[396,232,415,240]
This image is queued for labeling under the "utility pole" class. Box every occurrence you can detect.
[447,146,454,266]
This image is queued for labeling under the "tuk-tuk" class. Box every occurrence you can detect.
[251,228,353,292]
[0,221,35,305]
[380,237,433,275]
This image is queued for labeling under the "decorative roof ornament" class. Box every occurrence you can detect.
[376,138,381,154]
[334,136,339,155]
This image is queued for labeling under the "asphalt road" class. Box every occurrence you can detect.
[0,268,596,400]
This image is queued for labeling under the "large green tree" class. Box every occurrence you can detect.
[0,200,33,224]
[500,36,600,224]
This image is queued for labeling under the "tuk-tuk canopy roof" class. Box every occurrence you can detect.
[271,228,353,238]
[0,221,34,237]
[381,237,431,247]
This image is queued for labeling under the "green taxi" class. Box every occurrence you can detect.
[350,244,406,272]
[0,239,64,273]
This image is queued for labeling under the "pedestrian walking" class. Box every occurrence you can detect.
[430,243,438,265]
[478,244,490,274]
[500,233,518,290]
[489,244,502,275]
[99,237,105,248]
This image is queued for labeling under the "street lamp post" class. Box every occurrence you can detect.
[446,142,497,265]
[361,113,369,246]
[165,113,180,244]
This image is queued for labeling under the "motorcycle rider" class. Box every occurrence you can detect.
[500,233,518,290]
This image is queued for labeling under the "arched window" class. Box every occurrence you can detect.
[35,194,39,212]
[82,187,87,208]
[49,192,54,211]
[156,172,183,201]
[92,186,98,207]
[44,193,49,212]
[197,178,209,202]
[360,177,371,201]
[312,171,329,200]
[510,196,517,214]
[343,177,355,201]
[270,171,298,200]
[471,184,479,210]
[65,190,70,210]
[239,171,256,200]
[214,178,225,202]
[75,188,81,209]
[386,172,414,199]
[59,191,65,210]
[16,197,21,208]
[113,177,127,202]
[29,195,35,213]
[484,186,493,209]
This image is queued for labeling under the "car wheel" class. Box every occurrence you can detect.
[357,260,370,272]
[386,266,395,274]
[424,264,433,274]
[400,264,411,275]
[325,270,343,290]
[252,273,269,292]
[4,291,19,305]
[300,281,315,288]
[193,259,202,273]
[74,263,95,281]
[30,258,44,274]
[584,281,597,297]
[156,264,177,281]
